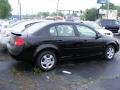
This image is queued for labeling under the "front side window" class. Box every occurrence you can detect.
[56,25,75,37]
[76,25,96,38]
[85,22,102,29]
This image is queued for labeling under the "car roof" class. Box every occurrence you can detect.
[82,21,95,23]
[22,21,86,33]
[36,20,85,26]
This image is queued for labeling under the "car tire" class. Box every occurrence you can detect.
[104,45,115,60]
[36,51,57,71]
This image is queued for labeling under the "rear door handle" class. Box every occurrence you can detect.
[84,40,87,42]
[55,40,63,42]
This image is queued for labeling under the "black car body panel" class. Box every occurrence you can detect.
[7,21,119,61]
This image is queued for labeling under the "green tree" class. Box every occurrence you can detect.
[42,12,49,17]
[85,8,98,21]
[80,15,85,20]
[116,6,120,17]
[37,12,42,17]
[72,13,78,17]
[51,12,57,16]
[51,12,64,17]
[58,12,64,17]
[0,0,12,19]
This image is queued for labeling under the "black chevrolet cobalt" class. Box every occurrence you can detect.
[7,21,119,71]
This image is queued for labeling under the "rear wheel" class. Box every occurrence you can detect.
[104,45,115,60]
[36,51,57,71]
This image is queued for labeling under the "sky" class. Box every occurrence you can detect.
[9,0,120,15]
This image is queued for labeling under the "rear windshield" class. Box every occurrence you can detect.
[22,22,47,34]
[12,21,41,33]
[7,20,26,28]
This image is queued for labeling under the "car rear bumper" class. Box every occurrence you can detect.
[7,43,23,56]
[9,51,34,61]
[7,43,34,61]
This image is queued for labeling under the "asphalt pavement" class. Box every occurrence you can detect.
[0,36,120,90]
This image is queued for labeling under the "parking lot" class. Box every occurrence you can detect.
[0,35,119,90]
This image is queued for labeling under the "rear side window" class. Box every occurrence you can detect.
[49,25,75,37]
[56,25,75,37]
[49,26,57,36]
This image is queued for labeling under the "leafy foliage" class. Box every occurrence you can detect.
[84,8,98,21]
[37,12,50,18]
[0,0,12,19]
[116,6,120,17]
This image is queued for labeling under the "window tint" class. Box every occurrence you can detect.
[49,26,57,36]
[56,25,75,36]
[76,25,96,38]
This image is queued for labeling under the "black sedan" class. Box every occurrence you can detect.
[7,21,119,71]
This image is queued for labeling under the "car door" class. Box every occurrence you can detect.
[75,24,105,56]
[49,23,81,57]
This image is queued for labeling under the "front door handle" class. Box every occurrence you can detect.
[58,40,63,41]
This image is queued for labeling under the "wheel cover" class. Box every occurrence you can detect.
[41,54,55,69]
[106,47,115,59]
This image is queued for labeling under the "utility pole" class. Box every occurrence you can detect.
[18,0,21,20]
[107,0,109,19]
[56,0,60,20]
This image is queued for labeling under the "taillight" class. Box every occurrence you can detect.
[15,37,25,46]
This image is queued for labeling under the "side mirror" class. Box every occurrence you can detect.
[96,33,102,39]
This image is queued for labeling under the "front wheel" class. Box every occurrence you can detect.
[36,51,57,71]
[104,45,115,60]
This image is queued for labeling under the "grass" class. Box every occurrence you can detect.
[32,67,41,75]
[11,67,22,76]
[11,66,42,76]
